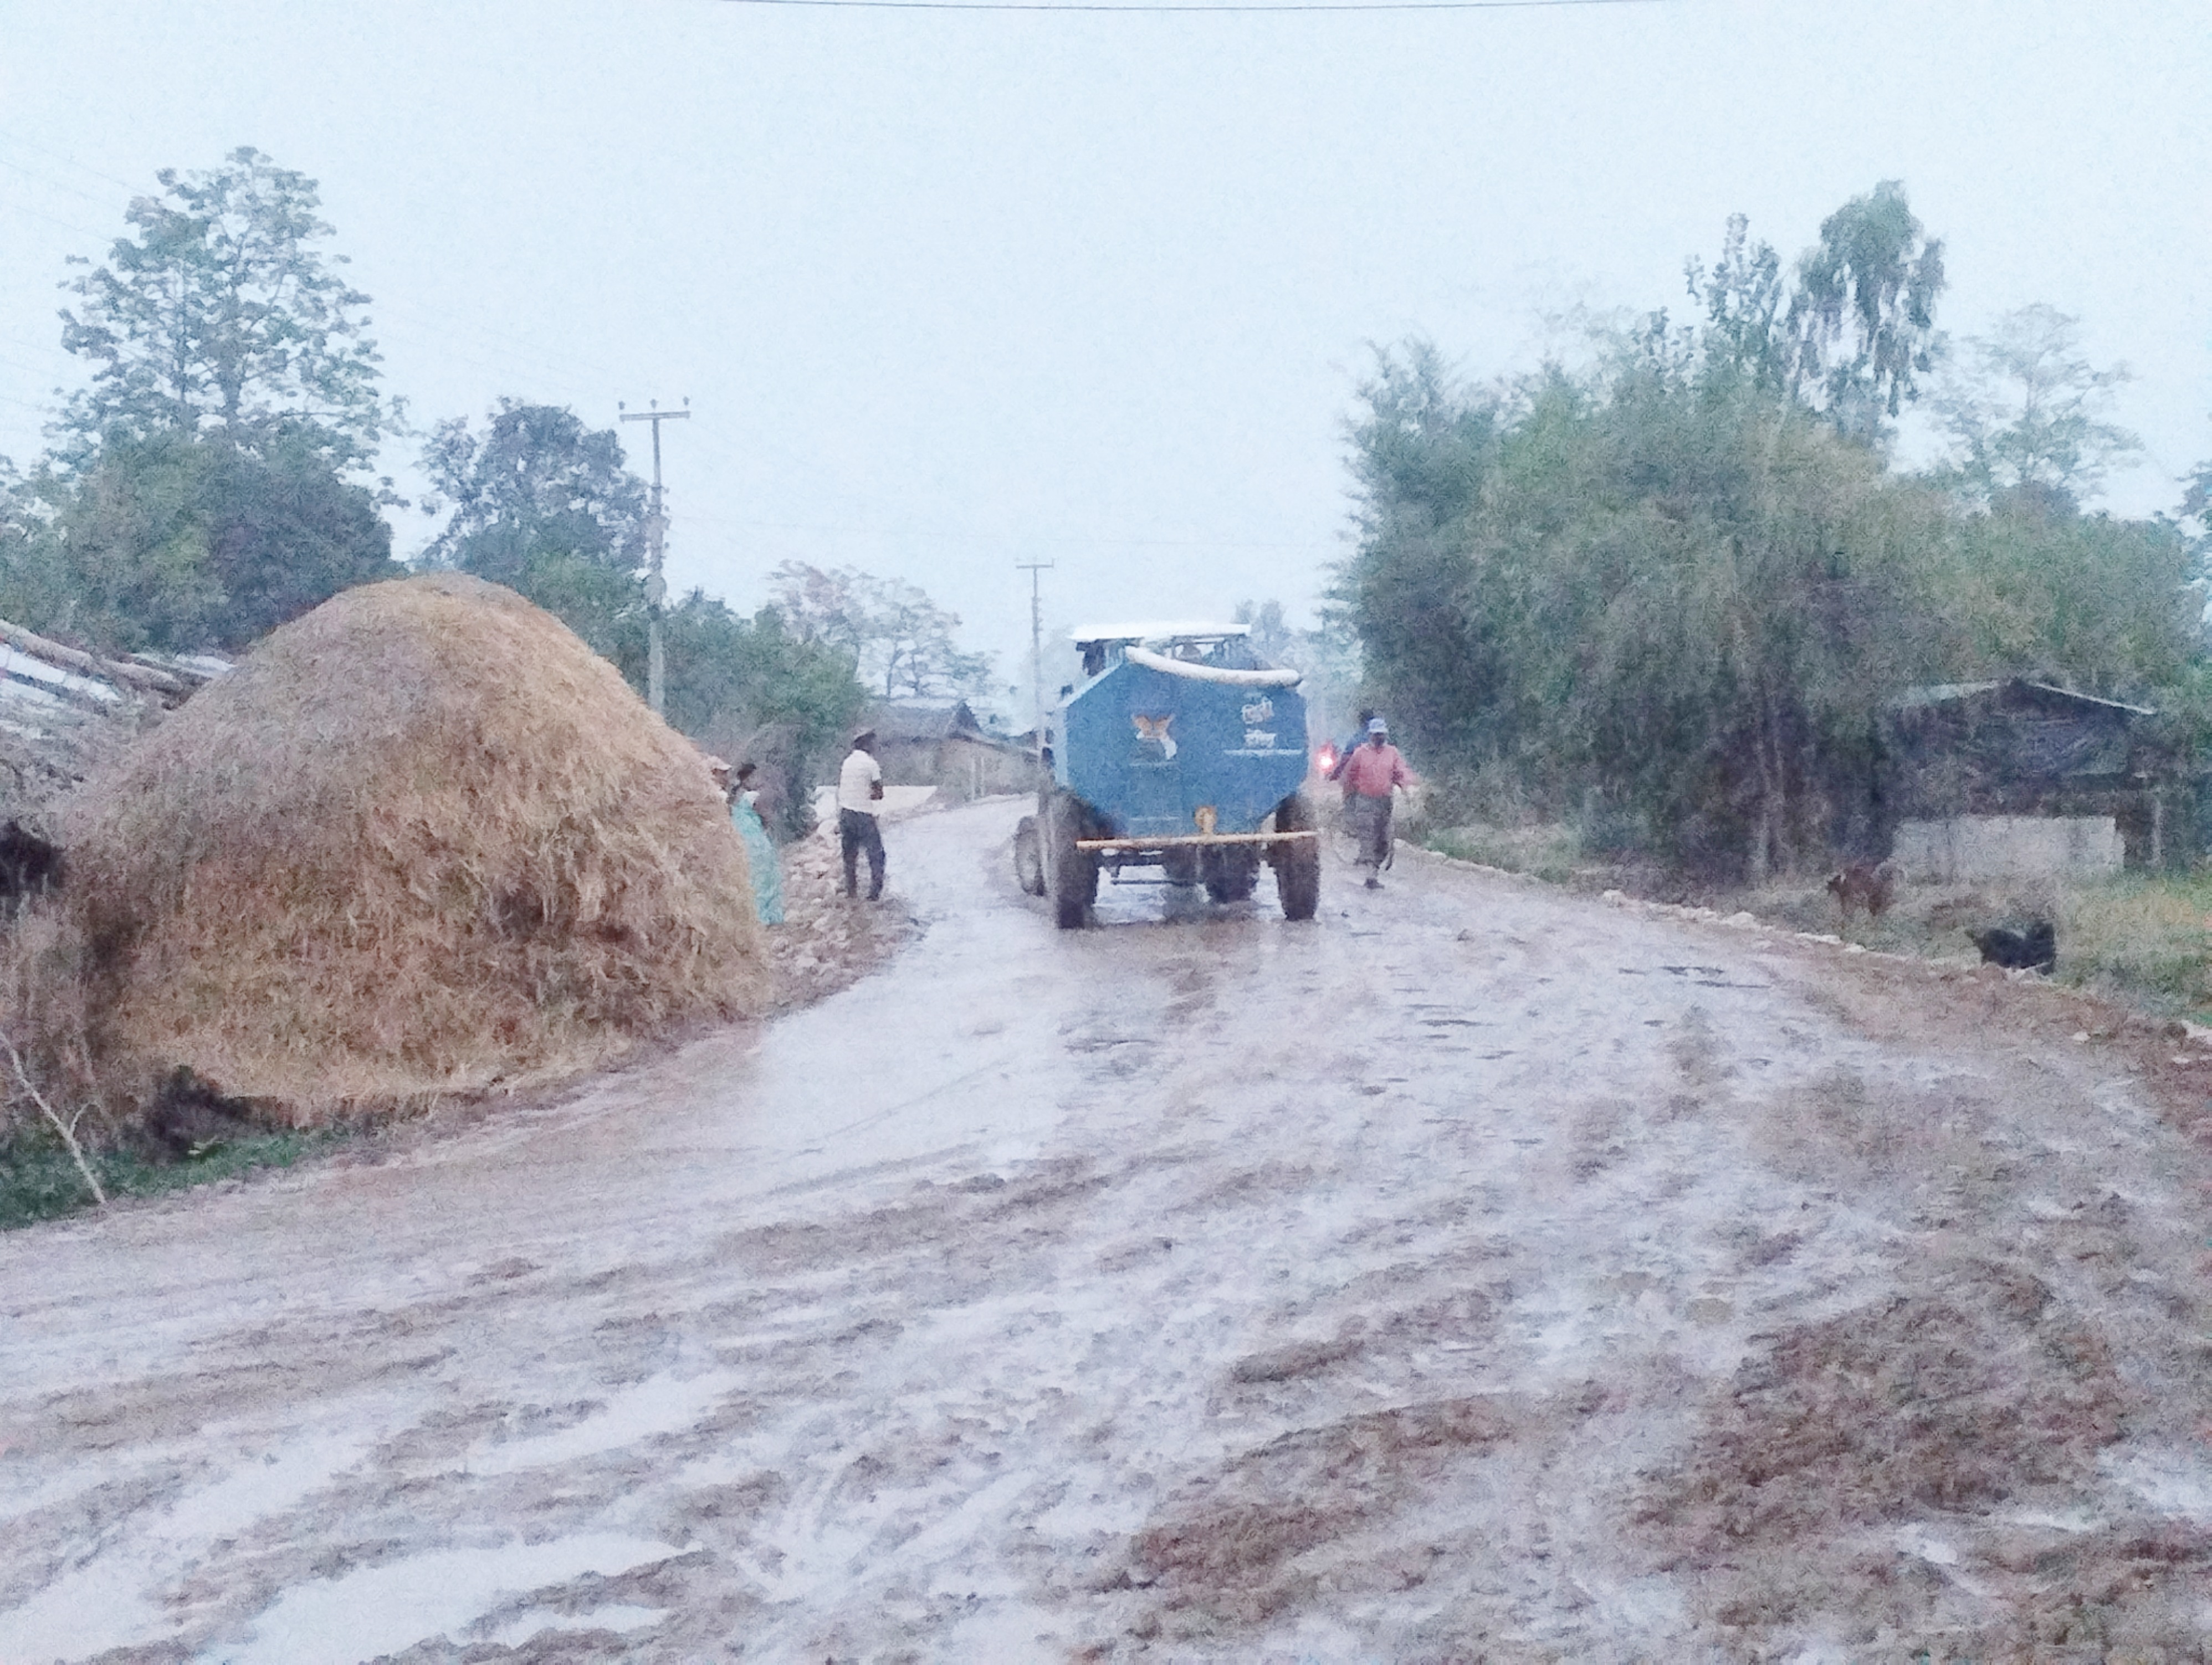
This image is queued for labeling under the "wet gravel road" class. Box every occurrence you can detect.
[6,797,2212,1662]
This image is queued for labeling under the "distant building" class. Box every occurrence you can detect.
[1882,679,2183,877]
[869,698,1043,801]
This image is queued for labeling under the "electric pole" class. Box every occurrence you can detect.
[618,398,690,716]
[1016,560,1054,772]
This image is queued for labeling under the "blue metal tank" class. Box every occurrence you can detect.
[1018,624,1320,926]
[1053,632,1309,844]
[1057,650,1309,839]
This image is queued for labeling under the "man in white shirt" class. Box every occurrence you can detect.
[837,729,887,899]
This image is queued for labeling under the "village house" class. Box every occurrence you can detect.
[868,698,1042,802]
[1880,678,2189,879]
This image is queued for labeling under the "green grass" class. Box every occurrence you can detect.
[1740,870,2212,1021]
[2047,874,2212,1021]
[1425,822,1589,887]
[0,1124,351,1232]
[1425,817,2212,1026]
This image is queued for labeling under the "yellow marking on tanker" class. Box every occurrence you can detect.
[1194,805,1218,835]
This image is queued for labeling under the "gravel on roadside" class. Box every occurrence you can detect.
[757,824,917,1011]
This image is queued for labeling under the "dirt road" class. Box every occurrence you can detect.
[6,797,2212,1662]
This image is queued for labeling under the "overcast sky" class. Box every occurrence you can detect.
[3,0,2206,704]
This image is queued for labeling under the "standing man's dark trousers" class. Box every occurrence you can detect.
[839,808,885,899]
[1351,793,1392,871]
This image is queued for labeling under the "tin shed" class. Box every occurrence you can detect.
[1881,679,2179,875]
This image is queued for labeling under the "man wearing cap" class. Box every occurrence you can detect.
[837,729,887,900]
[1330,716,1417,889]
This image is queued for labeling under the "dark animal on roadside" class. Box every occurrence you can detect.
[146,1066,254,1159]
[0,820,63,907]
[1969,921,2056,973]
[1825,860,1895,920]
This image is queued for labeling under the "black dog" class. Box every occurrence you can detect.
[1969,921,2056,973]
[0,819,62,905]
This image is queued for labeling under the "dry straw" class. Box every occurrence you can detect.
[52,573,765,1123]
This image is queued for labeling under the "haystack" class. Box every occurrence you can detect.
[54,573,766,1120]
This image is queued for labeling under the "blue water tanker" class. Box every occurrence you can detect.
[1012,623,1320,927]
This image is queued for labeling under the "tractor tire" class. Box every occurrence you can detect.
[1272,791,1320,921]
[1048,794,1097,929]
[1013,816,1046,896]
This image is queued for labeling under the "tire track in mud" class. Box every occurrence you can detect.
[4,808,2212,1661]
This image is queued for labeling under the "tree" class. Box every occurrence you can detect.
[418,402,652,669]
[1933,507,2197,695]
[55,148,393,472]
[195,437,398,647]
[664,592,868,835]
[2183,455,2212,570]
[1338,341,1506,760]
[1929,304,2142,513]
[1232,598,1296,668]
[1683,214,1791,397]
[1344,340,1957,874]
[766,562,994,700]
[1338,193,2208,879]
[0,432,395,654]
[1784,181,1947,443]
[13,150,404,652]
[415,402,864,792]
[420,402,647,581]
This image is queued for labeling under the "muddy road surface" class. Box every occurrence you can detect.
[7,798,2212,1662]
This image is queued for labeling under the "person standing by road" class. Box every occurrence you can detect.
[1331,716,1417,889]
[729,761,786,925]
[837,728,887,900]
[1333,708,1378,806]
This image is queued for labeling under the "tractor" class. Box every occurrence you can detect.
[1012,623,1319,928]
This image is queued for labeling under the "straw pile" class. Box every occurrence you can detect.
[52,573,766,1121]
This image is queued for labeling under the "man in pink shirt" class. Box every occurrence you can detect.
[1330,716,1417,888]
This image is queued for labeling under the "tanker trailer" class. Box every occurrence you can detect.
[1011,623,1320,928]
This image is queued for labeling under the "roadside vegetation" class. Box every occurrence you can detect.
[0,148,990,1227]
[1424,812,2212,1023]
[0,1120,346,1232]
[1344,183,2212,882]
[1348,180,2212,1020]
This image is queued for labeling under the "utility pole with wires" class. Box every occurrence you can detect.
[618,398,691,716]
[1016,560,1054,772]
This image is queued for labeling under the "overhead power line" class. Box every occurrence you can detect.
[723,0,1661,10]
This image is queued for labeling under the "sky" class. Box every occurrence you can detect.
[2,0,2208,712]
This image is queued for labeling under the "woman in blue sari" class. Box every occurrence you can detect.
[728,761,785,925]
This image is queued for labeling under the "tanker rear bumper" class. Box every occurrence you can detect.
[1075,830,1318,853]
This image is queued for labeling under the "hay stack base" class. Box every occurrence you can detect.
[55,574,766,1123]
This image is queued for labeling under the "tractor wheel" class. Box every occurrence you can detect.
[1272,792,1320,921]
[1048,795,1097,929]
[1013,816,1045,895]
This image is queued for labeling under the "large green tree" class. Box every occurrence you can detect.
[421,401,647,581]
[0,432,393,654]
[18,148,404,653]
[419,401,651,669]
[1342,286,2196,876]
[56,147,393,470]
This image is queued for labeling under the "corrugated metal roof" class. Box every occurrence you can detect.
[1888,678,2155,718]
